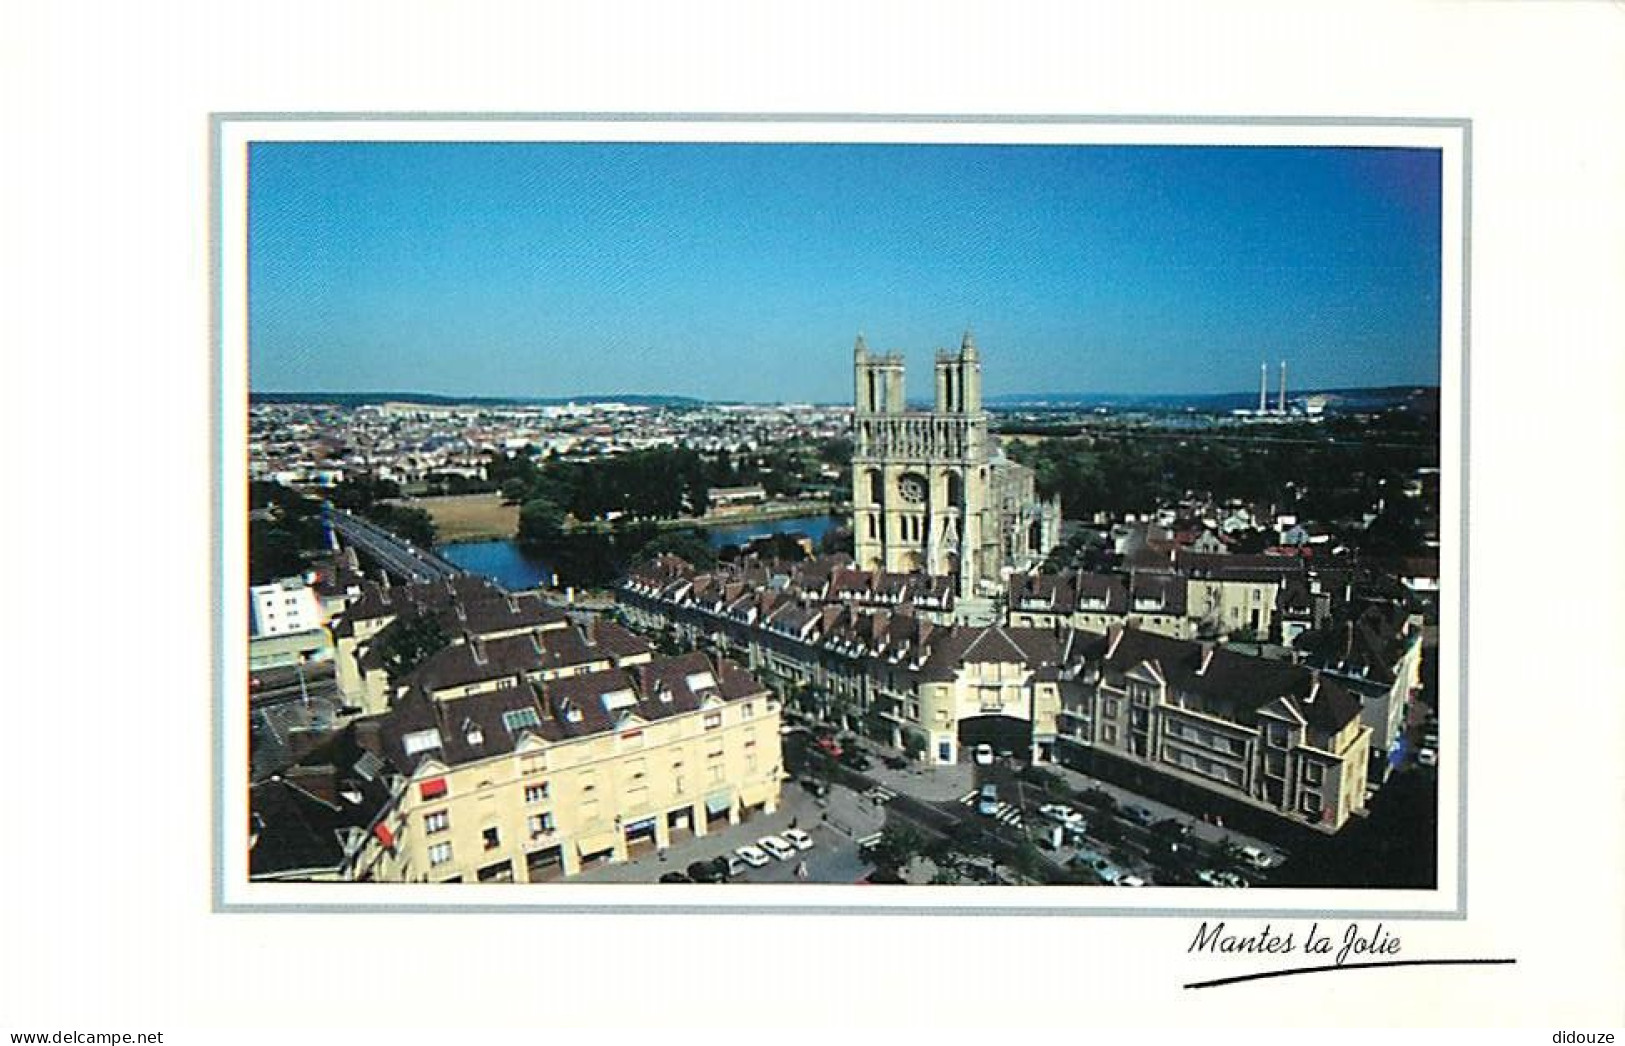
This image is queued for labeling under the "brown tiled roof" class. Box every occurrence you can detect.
[439,593,569,637]
[1175,550,1307,582]
[1086,627,1360,733]
[1129,573,1187,615]
[918,625,1064,681]
[378,651,771,770]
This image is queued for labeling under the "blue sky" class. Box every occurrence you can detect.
[248,142,1441,402]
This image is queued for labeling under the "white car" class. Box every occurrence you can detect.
[758,835,796,861]
[734,844,771,868]
[1238,845,1277,870]
[781,827,815,851]
[1040,803,1086,829]
[1114,875,1147,887]
[1417,747,1438,767]
[1198,868,1248,888]
[973,744,994,765]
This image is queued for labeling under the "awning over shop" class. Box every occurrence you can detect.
[740,782,776,808]
[704,792,733,816]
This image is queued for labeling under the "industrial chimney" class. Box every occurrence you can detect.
[1278,361,1288,414]
[1258,362,1268,414]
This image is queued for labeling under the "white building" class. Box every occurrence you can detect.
[250,577,326,638]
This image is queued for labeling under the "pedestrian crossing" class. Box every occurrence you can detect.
[864,785,897,805]
[956,791,1024,827]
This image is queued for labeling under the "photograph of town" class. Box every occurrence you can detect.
[243,134,1450,895]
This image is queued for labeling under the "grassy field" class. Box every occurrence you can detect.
[397,493,519,544]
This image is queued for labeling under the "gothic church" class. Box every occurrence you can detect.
[851,332,1061,595]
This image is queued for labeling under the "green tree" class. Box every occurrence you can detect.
[869,825,926,875]
[249,519,308,585]
[517,497,566,547]
[639,528,718,568]
[376,614,451,682]
[362,503,436,547]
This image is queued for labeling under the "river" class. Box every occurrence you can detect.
[438,514,839,591]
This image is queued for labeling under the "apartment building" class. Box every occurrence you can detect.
[622,554,1376,832]
[331,575,572,712]
[624,555,1062,764]
[1007,570,1194,639]
[1291,602,1426,784]
[357,650,781,883]
[1008,550,1308,643]
[1055,626,1371,832]
[251,648,783,884]
[250,576,326,637]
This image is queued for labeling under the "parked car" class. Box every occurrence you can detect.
[658,871,691,884]
[798,777,829,798]
[782,827,815,851]
[1198,868,1249,888]
[840,749,873,771]
[1040,803,1086,830]
[758,835,796,861]
[1121,804,1154,827]
[1115,875,1147,887]
[973,743,994,765]
[1417,748,1438,767]
[814,736,843,759]
[735,845,772,868]
[1070,852,1124,885]
[976,783,999,816]
[686,858,729,883]
[1237,845,1277,870]
[883,753,908,770]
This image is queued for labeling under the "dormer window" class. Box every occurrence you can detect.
[502,707,541,733]
[403,728,443,757]
[464,719,484,747]
[563,704,584,724]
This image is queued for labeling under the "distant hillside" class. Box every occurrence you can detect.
[250,391,704,408]
[985,385,1439,413]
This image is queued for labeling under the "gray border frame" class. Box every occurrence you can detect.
[213,113,1470,918]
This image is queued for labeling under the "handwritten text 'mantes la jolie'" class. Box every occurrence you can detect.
[1190,921,1401,967]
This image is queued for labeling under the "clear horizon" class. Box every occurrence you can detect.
[249,142,1442,401]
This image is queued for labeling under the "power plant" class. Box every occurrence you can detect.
[1239,359,1307,420]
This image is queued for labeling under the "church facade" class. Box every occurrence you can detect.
[851,332,1061,594]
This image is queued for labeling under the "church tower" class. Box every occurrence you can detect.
[852,331,993,594]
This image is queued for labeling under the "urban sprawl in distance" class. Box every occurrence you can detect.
[248,336,1442,891]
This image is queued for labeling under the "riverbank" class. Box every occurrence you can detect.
[438,511,839,591]
[411,493,846,547]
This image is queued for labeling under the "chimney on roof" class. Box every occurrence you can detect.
[1196,641,1216,675]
